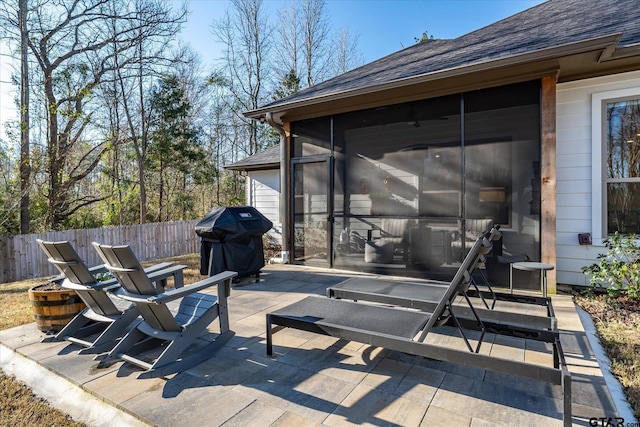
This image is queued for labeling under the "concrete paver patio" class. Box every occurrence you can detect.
[0,264,630,426]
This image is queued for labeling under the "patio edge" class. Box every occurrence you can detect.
[576,307,638,424]
[0,344,150,427]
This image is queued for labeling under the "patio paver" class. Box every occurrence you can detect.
[0,264,631,426]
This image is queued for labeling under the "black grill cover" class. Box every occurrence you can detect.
[195,206,273,277]
[195,206,273,241]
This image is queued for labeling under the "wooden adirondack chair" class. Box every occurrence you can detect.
[92,242,237,378]
[37,239,185,354]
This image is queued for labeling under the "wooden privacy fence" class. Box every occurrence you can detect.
[0,220,200,284]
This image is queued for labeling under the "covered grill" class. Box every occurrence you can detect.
[195,206,273,281]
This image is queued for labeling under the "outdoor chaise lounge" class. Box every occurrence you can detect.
[327,226,557,331]
[266,234,571,426]
[93,242,237,378]
[37,239,186,354]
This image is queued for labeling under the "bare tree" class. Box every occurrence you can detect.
[330,27,364,76]
[24,0,184,229]
[0,0,32,234]
[18,0,30,234]
[300,0,330,87]
[212,0,273,156]
[276,0,300,79]
[277,0,360,90]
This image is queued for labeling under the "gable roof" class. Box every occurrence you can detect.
[224,144,281,171]
[246,0,640,120]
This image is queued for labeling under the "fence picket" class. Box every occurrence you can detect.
[0,220,199,284]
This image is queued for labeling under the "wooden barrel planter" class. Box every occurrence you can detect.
[28,283,86,332]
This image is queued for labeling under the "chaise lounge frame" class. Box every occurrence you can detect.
[265,234,572,426]
[327,227,557,331]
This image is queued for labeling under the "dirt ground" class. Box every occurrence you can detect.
[575,294,640,420]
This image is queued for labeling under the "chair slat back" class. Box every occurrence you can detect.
[37,239,121,317]
[93,242,180,332]
[37,239,95,285]
[92,243,158,296]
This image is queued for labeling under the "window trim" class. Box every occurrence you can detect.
[592,87,640,242]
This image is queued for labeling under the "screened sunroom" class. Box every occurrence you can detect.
[289,80,541,286]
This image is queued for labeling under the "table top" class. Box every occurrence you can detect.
[511,261,554,271]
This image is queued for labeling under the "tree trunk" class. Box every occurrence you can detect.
[19,0,30,234]
[44,70,63,229]
[137,41,148,224]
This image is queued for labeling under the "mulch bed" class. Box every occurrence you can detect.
[30,283,63,292]
[574,294,640,420]
[576,294,640,328]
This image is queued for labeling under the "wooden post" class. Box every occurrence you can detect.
[282,122,291,262]
[541,75,557,293]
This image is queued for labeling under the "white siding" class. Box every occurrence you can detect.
[556,70,640,286]
[247,169,282,244]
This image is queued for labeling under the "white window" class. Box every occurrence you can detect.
[592,88,640,240]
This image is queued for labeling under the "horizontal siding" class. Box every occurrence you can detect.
[248,170,281,244]
[556,152,590,168]
[557,270,589,287]
[556,125,591,145]
[557,206,590,221]
[553,193,590,207]
[556,180,590,195]
[555,70,640,286]
[556,241,605,259]
[556,166,592,181]
[556,218,591,234]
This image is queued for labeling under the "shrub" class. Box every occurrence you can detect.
[582,232,640,299]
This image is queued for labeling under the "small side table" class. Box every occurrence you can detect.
[510,261,554,297]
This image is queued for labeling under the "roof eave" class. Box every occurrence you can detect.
[224,162,280,172]
[244,33,623,120]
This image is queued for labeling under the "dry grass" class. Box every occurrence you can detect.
[0,372,85,427]
[0,277,47,331]
[575,294,640,420]
[0,254,202,427]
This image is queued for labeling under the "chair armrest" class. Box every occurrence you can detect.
[51,264,108,284]
[147,271,237,304]
[147,264,187,290]
[55,263,178,289]
[143,262,173,273]
[88,264,108,274]
[59,280,95,291]
[147,265,187,282]
[112,289,156,304]
[60,278,118,291]
[113,271,237,305]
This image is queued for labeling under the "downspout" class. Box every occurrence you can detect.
[265,112,290,263]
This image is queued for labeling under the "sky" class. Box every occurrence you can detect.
[0,0,545,146]
[181,0,545,65]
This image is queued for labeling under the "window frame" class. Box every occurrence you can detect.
[592,87,640,242]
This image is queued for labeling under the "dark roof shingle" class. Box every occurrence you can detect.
[252,0,640,114]
[224,144,281,171]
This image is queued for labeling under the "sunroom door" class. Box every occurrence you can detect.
[291,156,332,266]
